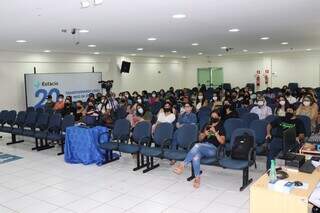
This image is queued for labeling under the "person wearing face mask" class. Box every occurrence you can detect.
[274,96,289,117]
[62,98,76,117]
[196,92,205,111]
[153,101,176,132]
[250,97,272,120]
[285,90,297,104]
[222,99,239,121]
[174,110,226,188]
[85,101,99,117]
[148,91,158,106]
[44,95,55,111]
[264,87,275,99]
[265,105,305,169]
[53,94,65,111]
[128,104,145,128]
[296,95,318,130]
[75,101,85,122]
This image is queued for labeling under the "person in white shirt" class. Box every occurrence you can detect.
[285,91,297,104]
[152,101,176,132]
[250,97,272,120]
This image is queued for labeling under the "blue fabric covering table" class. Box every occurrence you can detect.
[64,126,109,166]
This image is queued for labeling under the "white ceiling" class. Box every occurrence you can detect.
[1,0,320,57]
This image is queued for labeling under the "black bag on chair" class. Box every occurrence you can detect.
[231,133,254,160]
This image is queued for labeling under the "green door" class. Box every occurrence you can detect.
[212,67,224,87]
[197,68,211,87]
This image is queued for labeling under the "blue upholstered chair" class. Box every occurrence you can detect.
[219,128,256,191]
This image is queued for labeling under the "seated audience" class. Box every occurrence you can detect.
[285,90,297,104]
[53,94,65,111]
[274,96,289,117]
[173,110,226,188]
[75,100,85,122]
[128,104,145,128]
[266,105,305,169]
[62,98,76,116]
[176,102,197,128]
[196,92,205,111]
[296,95,318,130]
[85,101,99,117]
[153,101,176,132]
[44,95,55,110]
[222,99,239,121]
[250,97,272,119]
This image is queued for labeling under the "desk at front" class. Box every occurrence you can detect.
[250,169,320,213]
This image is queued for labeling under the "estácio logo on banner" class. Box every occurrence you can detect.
[42,81,59,87]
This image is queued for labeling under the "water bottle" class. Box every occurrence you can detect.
[269,160,277,184]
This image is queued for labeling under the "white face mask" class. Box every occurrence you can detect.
[249,91,253,95]
[198,96,203,100]
[257,101,264,106]
[58,98,63,102]
[152,94,156,98]
[106,104,112,110]
[137,108,144,114]
[180,107,185,113]
[303,101,311,107]
[212,96,218,101]
[137,99,142,103]
[279,100,286,106]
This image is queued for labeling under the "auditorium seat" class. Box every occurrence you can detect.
[118,121,151,171]
[99,118,131,162]
[218,128,256,191]
[140,122,174,173]
[163,124,198,162]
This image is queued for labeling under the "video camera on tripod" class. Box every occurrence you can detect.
[98,80,114,94]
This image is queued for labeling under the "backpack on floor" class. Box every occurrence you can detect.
[231,133,254,160]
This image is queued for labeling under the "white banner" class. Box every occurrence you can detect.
[25,72,102,108]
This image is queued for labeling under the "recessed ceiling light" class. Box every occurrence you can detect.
[191,43,199,46]
[258,51,264,54]
[306,48,312,51]
[260,37,270,40]
[242,49,248,52]
[281,42,288,45]
[88,44,96,47]
[228,28,240,32]
[137,48,143,51]
[79,29,89,33]
[130,53,136,56]
[93,0,103,5]
[220,46,227,49]
[147,37,157,41]
[182,56,187,58]
[198,52,203,55]
[160,55,165,58]
[172,14,187,19]
[16,40,27,43]
[80,0,90,8]
[171,50,177,53]
[218,54,223,57]
[43,50,51,53]
[93,52,100,55]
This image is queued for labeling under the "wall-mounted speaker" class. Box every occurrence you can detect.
[120,61,131,73]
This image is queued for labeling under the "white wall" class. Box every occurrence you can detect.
[183,51,320,90]
[0,51,185,111]
[1,50,320,111]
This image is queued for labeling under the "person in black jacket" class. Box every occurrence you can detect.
[265,105,305,169]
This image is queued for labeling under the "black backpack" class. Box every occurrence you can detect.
[231,133,254,160]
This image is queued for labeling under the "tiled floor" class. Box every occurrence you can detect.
[0,134,266,213]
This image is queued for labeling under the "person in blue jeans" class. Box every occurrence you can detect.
[174,110,226,188]
[170,102,197,165]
